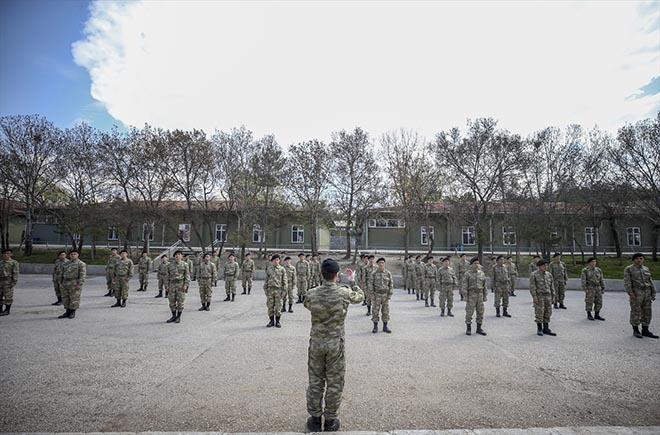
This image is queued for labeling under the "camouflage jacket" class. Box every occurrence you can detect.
[370,269,393,297]
[530,270,555,298]
[114,258,134,278]
[62,259,86,286]
[424,263,436,281]
[505,262,518,279]
[529,262,539,275]
[224,261,239,279]
[364,263,376,289]
[304,280,364,339]
[462,268,487,299]
[457,259,468,277]
[53,258,69,283]
[266,264,287,290]
[198,261,217,281]
[624,264,655,297]
[284,264,296,290]
[242,258,255,274]
[0,258,19,285]
[296,259,310,279]
[157,260,169,279]
[414,261,425,278]
[106,253,120,273]
[210,255,220,270]
[437,265,456,286]
[581,266,604,291]
[138,256,152,273]
[168,259,190,286]
[549,261,567,284]
[493,264,510,285]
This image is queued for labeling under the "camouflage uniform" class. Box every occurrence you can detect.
[296,258,310,300]
[304,279,364,420]
[370,268,393,324]
[624,263,655,327]
[401,259,408,291]
[242,258,254,292]
[138,255,152,290]
[462,268,487,325]
[186,257,194,281]
[198,260,217,305]
[113,257,134,301]
[283,263,296,307]
[105,252,120,294]
[312,260,321,287]
[224,260,239,296]
[423,262,436,305]
[549,260,567,306]
[363,263,376,308]
[457,258,468,300]
[405,258,416,293]
[437,264,456,311]
[265,263,287,317]
[157,259,169,294]
[529,261,539,276]
[414,260,425,300]
[168,259,190,311]
[192,254,201,281]
[505,261,518,295]
[210,254,220,286]
[530,269,555,324]
[492,263,510,309]
[61,258,86,310]
[53,257,69,302]
[0,257,19,307]
[581,266,605,313]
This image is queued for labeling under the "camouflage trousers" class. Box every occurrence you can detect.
[242,272,253,290]
[281,285,295,306]
[584,287,603,312]
[225,277,236,295]
[458,274,466,299]
[199,278,213,304]
[416,275,424,294]
[555,281,566,304]
[158,277,167,293]
[53,279,62,299]
[106,271,113,291]
[61,280,82,310]
[297,278,308,299]
[534,294,553,323]
[0,281,15,304]
[307,336,345,419]
[438,284,454,310]
[406,273,415,291]
[422,279,434,300]
[371,293,390,323]
[168,281,186,311]
[363,286,372,307]
[402,273,407,289]
[629,290,653,327]
[509,278,517,295]
[114,276,130,299]
[265,286,283,317]
[465,290,484,325]
[139,271,149,288]
[493,283,510,308]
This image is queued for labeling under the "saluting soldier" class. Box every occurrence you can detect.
[197,253,217,311]
[104,247,120,297]
[51,250,68,306]
[492,255,512,318]
[624,253,658,339]
[265,254,287,328]
[155,254,169,298]
[166,250,190,324]
[57,250,85,319]
[137,251,152,292]
[0,249,19,316]
[111,250,133,308]
[370,257,393,333]
[223,253,239,301]
[530,260,557,336]
[241,252,254,294]
[282,256,296,313]
[437,256,456,317]
[461,257,487,336]
[549,253,568,309]
[581,257,605,321]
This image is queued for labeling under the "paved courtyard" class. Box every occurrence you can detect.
[1,274,659,433]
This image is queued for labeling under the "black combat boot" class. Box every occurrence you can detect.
[281,302,286,313]
[460,294,464,301]
[224,295,231,301]
[366,305,371,316]
[633,325,643,338]
[496,307,501,318]
[155,291,162,298]
[198,304,206,311]
[559,303,567,309]
[407,289,410,294]
[412,289,415,294]
[166,310,177,323]
[642,326,659,339]
[537,323,543,336]
[174,310,182,323]
[248,287,251,295]
[587,311,594,320]
[306,416,322,432]
[447,308,454,317]
[275,316,282,328]
[430,299,436,307]
[466,323,472,336]
[266,316,275,328]
[476,324,487,336]
[144,284,148,292]
[104,289,113,297]
[68,310,76,319]
[111,299,121,308]
[594,311,605,321]
[231,293,235,302]
[121,299,127,308]
[296,295,302,304]
[383,322,392,333]
[241,289,247,295]
[542,323,556,336]
[51,297,62,306]
[553,303,559,309]
[372,322,378,333]
[205,302,211,311]
[324,418,340,432]
[425,298,429,307]
[511,290,516,297]
[288,304,293,313]
[58,309,71,319]
[362,300,367,306]
[440,308,445,317]
[138,285,143,292]
[503,307,511,318]
[416,293,420,301]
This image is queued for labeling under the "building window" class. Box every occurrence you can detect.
[421,226,434,245]
[252,224,263,243]
[502,227,516,246]
[108,226,119,241]
[585,227,599,247]
[179,223,191,242]
[142,223,155,241]
[462,226,475,245]
[292,225,304,243]
[368,219,405,228]
[627,227,641,246]
[215,224,227,242]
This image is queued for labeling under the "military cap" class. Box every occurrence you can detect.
[587,257,596,263]
[442,256,450,262]
[367,254,375,259]
[360,254,365,259]
[228,252,235,258]
[245,253,251,257]
[553,253,561,258]
[469,257,479,265]
[271,254,280,261]
[203,253,210,258]
[322,258,340,274]
[415,255,421,260]
[299,253,305,257]
[632,252,644,260]
[284,256,291,261]
[426,255,434,260]
[537,260,550,266]
[496,255,504,261]
[533,255,541,259]
[377,257,386,263]
[459,253,466,258]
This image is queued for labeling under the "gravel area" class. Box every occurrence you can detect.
[0,275,659,433]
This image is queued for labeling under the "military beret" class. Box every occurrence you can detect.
[506,255,512,259]
[469,257,479,265]
[459,253,466,258]
[553,253,561,258]
[228,253,235,258]
[442,257,450,262]
[537,260,550,266]
[271,254,280,261]
[496,255,504,261]
[284,256,291,261]
[359,254,365,259]
[415,255,421,260]
[203,253,210,258]
[299,253,305,257]
[322,258,340,274]
[426,255,434,260]
[632,252,644,260]
[377,257,386,263]
[367,254,375,259]
[245,253,251,257]
[587,257,596,263]
[533,255,541,259]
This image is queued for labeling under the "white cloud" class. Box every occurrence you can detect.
[72,0,660,145]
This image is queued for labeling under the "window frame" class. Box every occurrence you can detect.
[291,225,305,244]
[461,226,475,246]
[584,226,599,247]
[142,223,155,241]
[502,226,517,246]
[215,224,227,243]
[627,227,641,247]
[420,225,434,245]
[179,223,191,242]
[108,226,119,241]
[252,224,263,243]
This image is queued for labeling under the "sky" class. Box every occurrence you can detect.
[1,0,659,146]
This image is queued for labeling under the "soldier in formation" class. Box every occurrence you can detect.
[282,256,296,313]
[461,257,487,336]
[197,253,217,311]
[137,251,152,292]
[51,250,67,305]
[437,256,456,317]
[184,254,194,281]
[357,254,368,305]
[104,247,119,297]
[581,257,605,321]
[457,253,468,301]
[192,251,201,281]
[530,259,557,336]
[402,255,408,293]
[57,250,86,319]
[223,253,239,301]
[304,259,363,432]
[529,255,540,275]
[265,254,287,328]
[296,253,310,303]
[370,257,393,333]
[423,256,436,307]
[363,255,376,316]
[414,255,425,301]
[505,255,518,297]
[311,254,321,287]
[111,249,133,308]
[624,253,658,339]
[210,251,220,287]
[241,252,254,294]
[155,254,169,298]
[166,250,189,323]
[549,253,568,309]
[0,249,19,316]
[405,255,416,295]
[492,255,512,318]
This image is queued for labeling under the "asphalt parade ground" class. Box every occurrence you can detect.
[1,275,659,433]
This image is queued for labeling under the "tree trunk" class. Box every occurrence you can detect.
[311,214,318,256]
[23,207,34,256]
[345,227,351,259]
[609,218,622,258]
[651,224,659,262]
